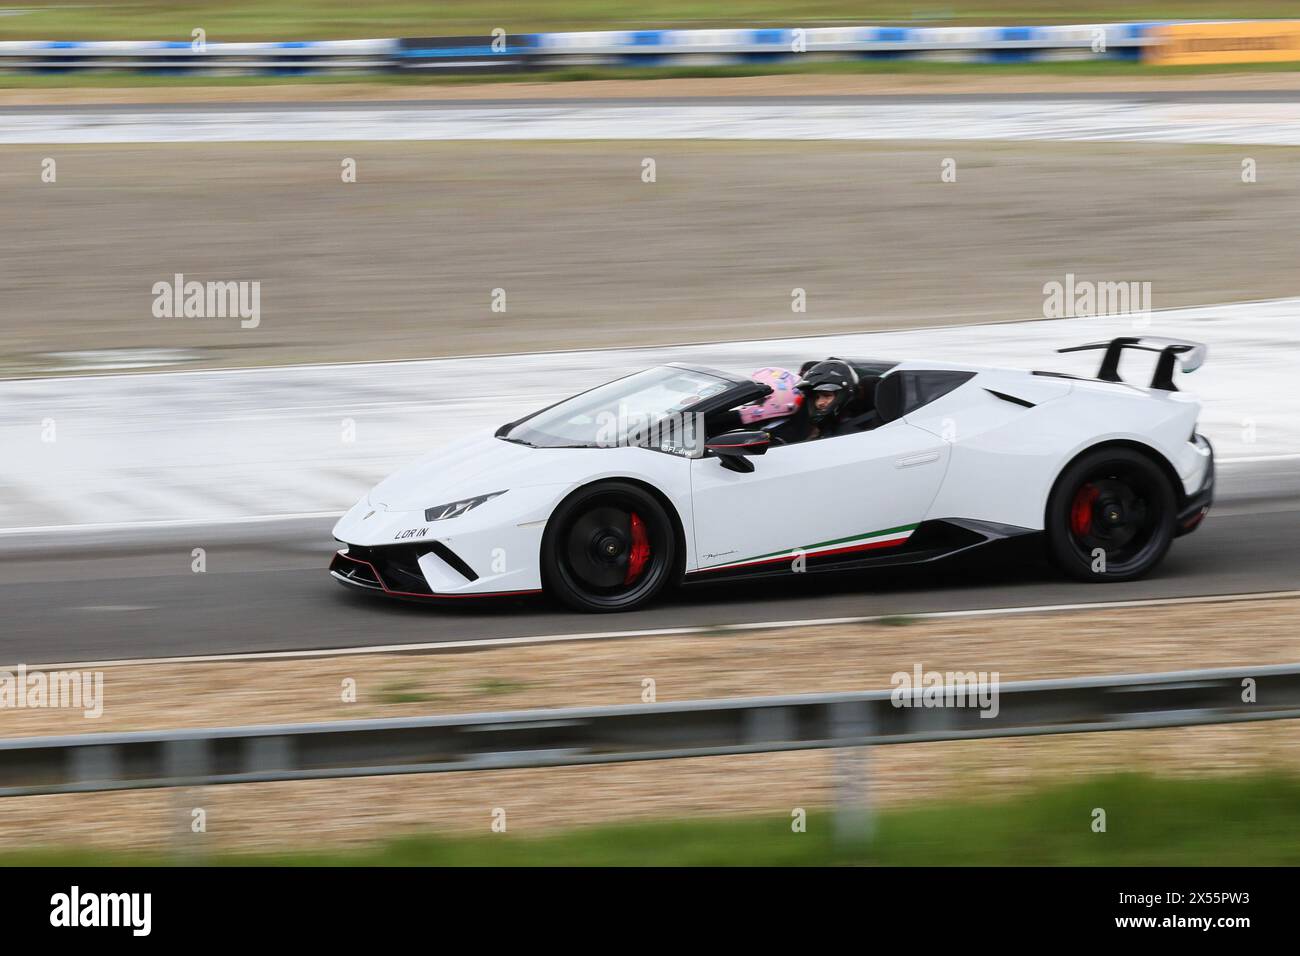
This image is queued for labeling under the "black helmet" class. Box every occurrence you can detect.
[796,359,859,422]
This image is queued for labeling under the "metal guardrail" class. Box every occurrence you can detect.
[1,663,1296,800]
[0,22,1158,75]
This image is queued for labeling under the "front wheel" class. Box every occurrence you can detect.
[1046,447,1176,582]
[541,482,677,612]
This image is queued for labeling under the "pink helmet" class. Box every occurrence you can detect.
[738,367,804,424]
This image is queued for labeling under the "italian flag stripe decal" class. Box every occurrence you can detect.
[694,523,918,574]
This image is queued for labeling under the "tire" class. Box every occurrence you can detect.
[1046,446,1177,583]
[541,481,677,612]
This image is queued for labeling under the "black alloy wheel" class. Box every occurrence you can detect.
[1046,447,1176,582]
[542,482,677,612]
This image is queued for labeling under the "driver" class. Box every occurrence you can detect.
[796,359,860,439]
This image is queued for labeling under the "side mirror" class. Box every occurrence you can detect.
[705,430,770,473]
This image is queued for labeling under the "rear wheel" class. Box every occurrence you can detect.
[1046,447,1176,582]
[541,482,677,612]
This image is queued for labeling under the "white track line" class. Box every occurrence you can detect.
[0,510,343,538]
[1220,453,1300,465]
[19,589,1300,672]
[9,100,1300,145]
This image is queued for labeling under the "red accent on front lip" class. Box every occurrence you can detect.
[623,511,651,586]
[332,551,540,600]
[689,535,907,575]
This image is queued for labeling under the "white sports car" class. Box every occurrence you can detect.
[330,336,1214,612]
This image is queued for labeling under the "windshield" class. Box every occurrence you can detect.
[502,366,734,451]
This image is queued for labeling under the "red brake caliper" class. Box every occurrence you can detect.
[623,512,651,586]
[1070,483,1100,537]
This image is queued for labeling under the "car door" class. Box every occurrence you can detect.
[688,418,950,576]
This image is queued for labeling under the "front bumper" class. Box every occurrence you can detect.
[328,488,559,599]
[329,546,541,601]
[1175,434,1214,537]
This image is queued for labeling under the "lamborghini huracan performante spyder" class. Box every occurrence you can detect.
[330,336,1214,612]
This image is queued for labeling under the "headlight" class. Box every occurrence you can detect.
[424,491,506,522]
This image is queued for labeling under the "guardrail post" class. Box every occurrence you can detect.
[830,701,874,846]
[163,738,209,861]
[245,734,293,775]
[69,744,120,789]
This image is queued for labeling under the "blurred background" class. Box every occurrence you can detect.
[1,1,1298,865]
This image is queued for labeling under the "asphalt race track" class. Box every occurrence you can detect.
[1,496,1294,666]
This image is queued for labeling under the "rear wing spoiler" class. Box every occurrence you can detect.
[1058,336,1207,391]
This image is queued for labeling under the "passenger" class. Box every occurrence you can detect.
[736,367,802,423]
[708,367,812,445]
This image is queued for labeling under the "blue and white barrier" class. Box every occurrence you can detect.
[0,38,397,74]
[532,23,1155,64]
[0,24,1159,75]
